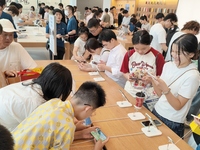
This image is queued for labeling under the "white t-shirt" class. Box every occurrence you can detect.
[0,81,46,131]
[0,42,37,87]
[141,23,151,32]
[121,16,131,33]
[108,12,114,26]
[155,62,200,123]
[165,31,185,62]
[105,44,127,87]
[44,12,49,21]
[74,37,86,56]
[90,48,110,69]
[150,23,166,53]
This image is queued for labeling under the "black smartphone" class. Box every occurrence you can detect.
[92,61,98,65]
[141,119,162,127]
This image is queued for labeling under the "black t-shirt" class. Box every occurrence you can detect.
[134,21,142,32]
[118,13,123,26]
[88,27,105,40]
[39,7,45,19]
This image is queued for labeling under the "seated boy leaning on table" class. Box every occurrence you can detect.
[12,81,109,150]
[97,29,127,88]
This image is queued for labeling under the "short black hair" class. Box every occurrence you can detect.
[140,15,147,21]
[32,63,72,101]
[44,5,50,9]
[41,2,45,5]
[87,18,100,29]
[155,13,164,19]
[73,81,106,108]
[120,8,124,11]
[105,8,108,13]
[0,125,14,150]
[84,38,103,53]
[130,18,137,24]
[122,10,128,14]
[98,29,117,42]
[8,5,19,16]
[132,30,152,45]
[0,0,5,7]
[164,13,178,22]
[31,6,35,11]
[58,3,63,7]
[53,8,63,16]
[67,5,74,14]
[85,7,88,10]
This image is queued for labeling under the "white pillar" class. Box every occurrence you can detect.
[70,0,77,6]
[103,0,111,10]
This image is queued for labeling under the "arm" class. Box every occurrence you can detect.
[73,46,84,61]
[74,126,97,140]
[161,43,168,52]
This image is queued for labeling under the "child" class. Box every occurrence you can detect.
[78,38,110,72]
[71,22,89,62]
[12,81,108,150]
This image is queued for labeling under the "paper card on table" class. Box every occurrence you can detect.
[127,112,145,120]
[93,77,105,82]
[158,144,180,150]
[141,126,162,137]
[88,72,99,76]
[116,101,132,107]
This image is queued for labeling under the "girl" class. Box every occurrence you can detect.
[71,22,89,61]
[78,38,110,72]
[120,30,165,97]
[46,9,68,60]
[151,34,200,137]
[28,6,36,19]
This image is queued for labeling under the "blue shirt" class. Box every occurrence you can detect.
[129,23,135,32]
[0,12,18,38]
[67,16,77,33]
[46,22,68,48]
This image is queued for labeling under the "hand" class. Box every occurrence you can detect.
[56,34,62,39]
[75,56,85,62]
[194,117,200,126]
[75,120,91,131]
[74,126,98,140]
[4,70,18,77]
[152,77,169,93]
[78,63,91,71]
[94,137,109,150]
[97,61,106,71]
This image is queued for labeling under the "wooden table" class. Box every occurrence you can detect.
[113,30,133,50]
[17,26,71,60]
[36,60,193,150]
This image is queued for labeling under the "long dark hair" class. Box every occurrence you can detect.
[132,30,152,45]
[32,63,72,101]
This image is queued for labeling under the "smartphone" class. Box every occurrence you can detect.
[92,61,98,65]
[91,128,107,141]
[141,119,162,127]
[146,71,157,80]
[191,114,200,119]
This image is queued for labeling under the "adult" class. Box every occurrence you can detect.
[120,30,165,97]
[46,9,68,60]
[58,3,64,15]
[98,29,127,87]
[87,18,104,39]
[0,125,14,150]
[151,34,200,137]
[165,20,200,61]
[150,13,178,54]
[28,6,36,19]
[108,7,114,29]
[38,2,45,19]
[139,15,151,32]
[155,13,164,23]
[7,5,19,17]
[0,19,36,87]
[118,8,124,27]
[120,10,131,34]
[0,0,18,41]
[0,63,72,131]
[101,8,110,28]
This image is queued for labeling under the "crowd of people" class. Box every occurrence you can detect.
[0,0,200,149]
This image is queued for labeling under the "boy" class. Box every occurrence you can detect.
[12,81,108,149]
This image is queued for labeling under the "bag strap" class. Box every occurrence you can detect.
[168,68,197,87]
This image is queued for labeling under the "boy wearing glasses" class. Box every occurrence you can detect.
[12,81,108,150]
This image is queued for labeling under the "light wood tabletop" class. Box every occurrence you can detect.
[36,60,193,150]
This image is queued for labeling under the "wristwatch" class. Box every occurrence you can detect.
[162,88,171,95]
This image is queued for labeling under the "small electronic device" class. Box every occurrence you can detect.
[191,114,200,119]
[146,71,157,80]
[92,61,98,65]
[91,128,107,141]
[141,119,162,127]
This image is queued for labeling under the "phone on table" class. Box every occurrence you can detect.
[141,119,162,127]
[191,114,200,119]
[91,128,107,141]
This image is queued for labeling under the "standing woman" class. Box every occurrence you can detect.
[151,34,200,137]
[46,9,68,60]
[120,30,165,97]
[139,15,151,32]
[28,6,36,19]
